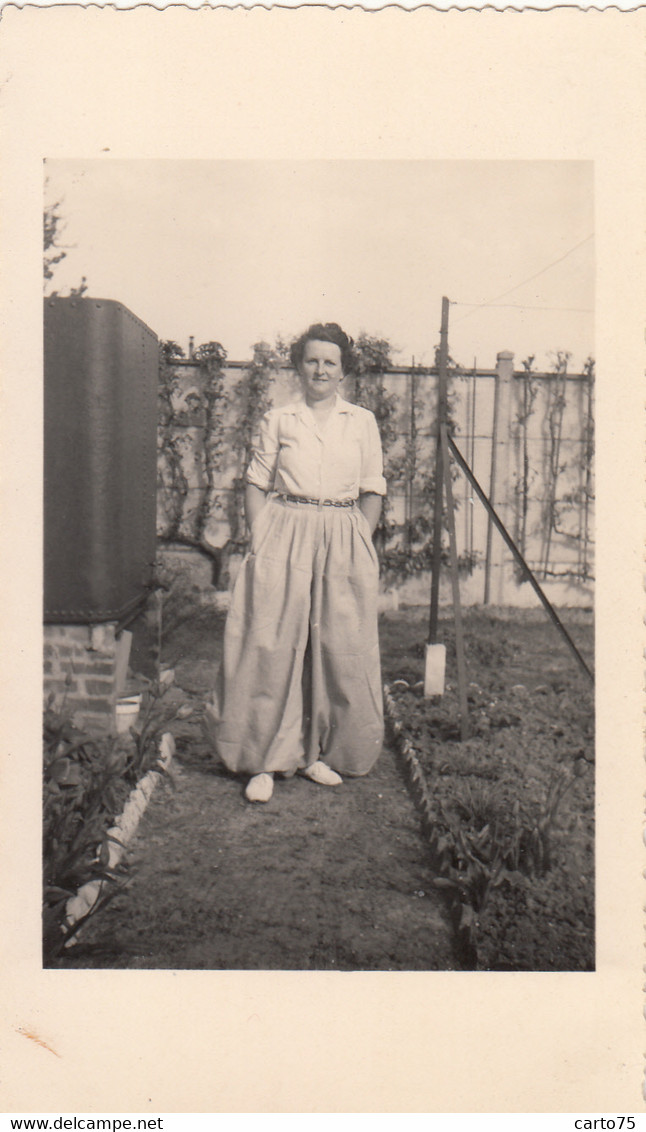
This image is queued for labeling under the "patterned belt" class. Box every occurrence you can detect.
[275,492,357,509]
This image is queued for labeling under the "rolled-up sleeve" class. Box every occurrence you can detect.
[359,411,387,496]
[246,410,280,492]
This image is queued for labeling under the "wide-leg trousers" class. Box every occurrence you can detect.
[212,495,384,777]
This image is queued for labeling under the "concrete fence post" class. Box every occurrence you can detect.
[487,350,515,604]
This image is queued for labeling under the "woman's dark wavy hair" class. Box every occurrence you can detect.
[289,322,355,375]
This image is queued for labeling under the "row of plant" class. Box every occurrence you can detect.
[382,629,594,969]
[43,678,182,965]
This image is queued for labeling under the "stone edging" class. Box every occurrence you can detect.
[64,732,176,932]
[383,681,435,814]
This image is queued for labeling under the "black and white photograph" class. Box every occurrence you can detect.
[2,5,643,1116]
[42,159,596,974]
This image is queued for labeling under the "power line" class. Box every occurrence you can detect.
[453,302,593,314]
[452,234,594,324]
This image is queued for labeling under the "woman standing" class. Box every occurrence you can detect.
[210,322,386,802]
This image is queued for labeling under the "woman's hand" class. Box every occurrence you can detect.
[359,492,383,537]
[245,483,268,531]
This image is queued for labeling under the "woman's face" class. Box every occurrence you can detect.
[298,339,344,405]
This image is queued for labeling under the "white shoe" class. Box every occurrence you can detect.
[301,761,342,787]
[245,773,274,802]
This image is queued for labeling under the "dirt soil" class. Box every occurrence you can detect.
[60,603,593,972]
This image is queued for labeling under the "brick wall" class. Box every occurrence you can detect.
[44,623,119,731]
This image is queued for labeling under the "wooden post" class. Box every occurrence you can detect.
[425,296,450,697]
[440,422,470,739]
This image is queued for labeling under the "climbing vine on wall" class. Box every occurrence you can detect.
[351,334,399,558]
[549,356,595,580]
[540,350,571,578]
[579,356,595,577]
[192,341,228,542]
[157,339,227,583]
[158,341,189,541]
[367,348,476,586]
[510,352,595,583]
[513,355,539,572]
[227,340,286,551]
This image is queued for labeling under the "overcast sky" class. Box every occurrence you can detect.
[44,160,594,372]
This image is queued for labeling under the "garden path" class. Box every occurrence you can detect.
[72,613,457,970]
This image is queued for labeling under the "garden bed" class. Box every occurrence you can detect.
[380,607,594,970]
[43,678,182,964]
[48,602,594,972]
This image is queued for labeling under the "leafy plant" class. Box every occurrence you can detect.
[157,340,227,585]
[351,334,402,559]
[43,197,68,288]
[540,351,570,578]
[43,706,132,963]
[127,675,183,780]
[192,341,228,542]
[513,356,539,574]
[43,680,178,963]
[390,678,587,965]
[226,340,284,556]
[530,764,576,873]
[43,181,89,298]
[157,341,188,540]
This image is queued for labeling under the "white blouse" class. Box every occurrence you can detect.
[246,395,387,501]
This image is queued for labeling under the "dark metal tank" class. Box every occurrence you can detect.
[44,297,159,624]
